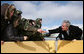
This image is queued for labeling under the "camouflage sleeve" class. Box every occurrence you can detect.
[27,25,38,32]
[23,21,29,30]
[37,25,41,28]
[35,24,41,28]
[23,22,38,32]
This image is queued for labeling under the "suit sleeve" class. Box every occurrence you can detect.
[48,26,62,34]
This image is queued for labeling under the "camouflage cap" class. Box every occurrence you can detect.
[36,18,42,22]
[29,19,35,23]
[36,18,42,20]
[11,9,22,21]
[21,18,26,22]
[16,10,22,15]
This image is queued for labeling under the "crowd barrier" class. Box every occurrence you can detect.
[57,40,83,53]
[1,40,83,53]
[1,41,55,53]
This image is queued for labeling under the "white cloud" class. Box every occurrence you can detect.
[13,1,83,19]
[13,1,83,28]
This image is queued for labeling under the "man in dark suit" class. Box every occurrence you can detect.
[48,20,82,40]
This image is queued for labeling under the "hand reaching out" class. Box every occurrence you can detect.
[37,29,47,33]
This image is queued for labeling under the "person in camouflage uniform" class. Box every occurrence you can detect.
[1,3,15,36]
[3,10,28,41]
[1,3,24,44]
[18,18,45,41]
[34,18,45,40]
[29,18,44,41]
[18,18,34,39]
[28,18,45,41]
[1,3,16,44]
[35,18,42,28]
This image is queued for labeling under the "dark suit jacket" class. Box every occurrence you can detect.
[2,24,24,41]
[49,25,82,40]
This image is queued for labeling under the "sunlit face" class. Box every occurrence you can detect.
[10,10,14,17]
[9,6,15,19]
[39,20,42,23]
[62,23,69,31]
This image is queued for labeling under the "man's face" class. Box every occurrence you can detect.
[9,6,15,19]
[62,23,68,31]
[10,10,14,18]
[39,20,42,23]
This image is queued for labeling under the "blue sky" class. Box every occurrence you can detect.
[1,1,83,31]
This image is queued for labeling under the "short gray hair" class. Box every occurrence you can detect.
[62,20,71,27]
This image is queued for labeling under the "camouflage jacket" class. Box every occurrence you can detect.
[18,18,44,41]
[18,18,38,37]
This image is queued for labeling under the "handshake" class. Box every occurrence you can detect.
[37,29,47,33]
[37,29,50,37]
[23,29,47,41]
